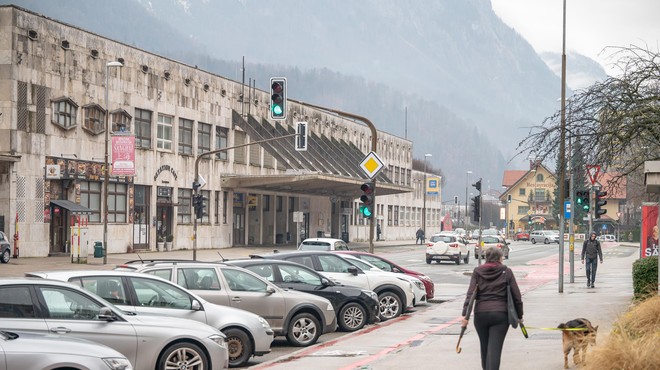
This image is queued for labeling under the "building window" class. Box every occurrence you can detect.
[214,191,221,224]
[215,127,228,160]
[393,206,399,226]
[388,205,393,226]
[223,191,228,224]
[51,98,78,130]
[519,188,526,196]
[276,196,283,212]
[536,174,544,182]
[518,206,530,215]
[111,109,132,133]
[108,183,127,222]
[534,188,545,203]
[178,118,193,155]
[234,131,246,164]
[263,195,270,212]
[80,181,101,222]
[198,122,211,154]
[177,188,192,224]
[134,108,152,149]
[157,114,173,150]
[289,197,295,213]
[82,104,106,135]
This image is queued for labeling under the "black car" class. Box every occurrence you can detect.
[0,231,11,263]
[228,259,380,332]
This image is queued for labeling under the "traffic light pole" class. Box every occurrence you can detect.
[294,100,379,254]
[192,134,297,260]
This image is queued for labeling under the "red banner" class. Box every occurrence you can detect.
[111,135,135,176]
[641,204,659,258]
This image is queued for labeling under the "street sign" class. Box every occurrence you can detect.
[359,151,385,179]
[587,165,601,185]
[564,201,571,219]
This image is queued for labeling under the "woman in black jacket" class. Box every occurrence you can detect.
[461,246,523,370]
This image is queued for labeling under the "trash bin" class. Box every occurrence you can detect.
[93,241,104,258]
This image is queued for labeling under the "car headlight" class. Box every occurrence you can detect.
[258,316,271,329]
[362,290,378,301]
[208,334,228,348]
[327,303,334,311]
[103,357,133,370]
[414,280,425,290]
[418,275,433,283]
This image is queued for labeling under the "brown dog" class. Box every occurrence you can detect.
[558,318,598,369]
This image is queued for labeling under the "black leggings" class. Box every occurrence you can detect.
[474,311,509,370]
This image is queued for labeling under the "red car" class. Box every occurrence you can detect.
[336,250,435,300]
[515,232,530,241]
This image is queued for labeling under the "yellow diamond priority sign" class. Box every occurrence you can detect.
[360,151,385,179]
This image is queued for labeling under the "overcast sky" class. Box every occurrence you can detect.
[491,0,660,74]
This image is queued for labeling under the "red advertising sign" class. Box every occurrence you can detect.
[641,204,659,258]
[111,135,135,176]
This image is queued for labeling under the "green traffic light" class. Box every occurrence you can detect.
[272,104,283,116]
[360,205,373,217]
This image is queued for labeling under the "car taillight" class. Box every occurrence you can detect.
[450,243,458,248]
[427,243,434,247]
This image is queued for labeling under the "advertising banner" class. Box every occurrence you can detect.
[111,135,135,176]
[426,176,440,196]
[641,204,659,258]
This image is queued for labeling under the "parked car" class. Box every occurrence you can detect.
[298,238,350,251]
[0,278,229,370]
[476,235,511,259]
[530,230,560,244]
[426,233,472,265]
[514,231,530,241]
[335,250,435,299]
[27,270,273,367]
[228,259,380,332]
[250,251,415,321]
[115,260,337,347]
[0,231,11,263]
[0,330,133,370]
[597,234,616,242]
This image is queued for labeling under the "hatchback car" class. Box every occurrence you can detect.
[115,260,337,347]
[335,250,435,300]
[0,231,11,264]
[298,238,350,251]
[514,231,530,241]
[0,330,132,370]
[27,270,273,367]
[476,235,511,259]
[530,230,560,244]
[0,278,229,370]
[426,233,472,265]
[228,259,379,332]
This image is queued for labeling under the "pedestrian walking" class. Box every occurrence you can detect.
[581,231,603,288]
[461,246,523,370]
[376,223,382,241]
[416,228,425,244]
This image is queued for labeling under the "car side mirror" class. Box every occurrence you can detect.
[321,278,332,287]
[191,300,202,311]
[265,286,276,295]
[392,267,401,273]
[98,307,118,321]
[347,266,359,276]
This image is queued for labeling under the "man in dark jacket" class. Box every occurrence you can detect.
[416,228,425,244]
[461,247,523,370]
[581,231,603,288]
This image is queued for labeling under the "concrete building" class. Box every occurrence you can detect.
[0,5,441,257]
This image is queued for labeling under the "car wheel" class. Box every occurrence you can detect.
[455,253,461,265]
[338,302,367,332]
[544,238,549,244]
[426,257,432,264]
[224,328,253,367]
[0,249,10,264]
[531,238,536,244]
[286,312,321,347]
[464,252,470,264]
[378,291,403,321]
[157,342,208,370]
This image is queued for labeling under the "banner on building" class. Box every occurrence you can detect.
[111,135,135,176]
[641,204,659,258]
[426,176,440,196]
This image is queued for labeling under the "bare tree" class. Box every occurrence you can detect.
[517,45,660,199]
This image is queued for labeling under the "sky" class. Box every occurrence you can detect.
[491,0,660,75]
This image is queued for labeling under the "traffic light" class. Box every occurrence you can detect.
[472,179,482,192]
[295,121,307,151]
[507,194,512,203]
[269,77,287,120]
[594,190,608,219]
[359,182,375,218]
[454,196,458,205]
[193,194,207,219]
[471,195,480,222]
[576,189,590,211]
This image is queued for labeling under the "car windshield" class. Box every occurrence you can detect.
[299,242,331,251]
[482,236,500,244]
[429,235,455,243]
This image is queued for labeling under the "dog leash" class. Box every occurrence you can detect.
[523,326,591,331]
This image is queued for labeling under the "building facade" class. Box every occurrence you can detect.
[0,6,441,257]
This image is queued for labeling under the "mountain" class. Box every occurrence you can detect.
[540,51,609,91]
[2,0,583,199]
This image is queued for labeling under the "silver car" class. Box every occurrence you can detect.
[28,270,273,368]
[115,260,337,347]
[0,278,229,370]
[0,330,132,370]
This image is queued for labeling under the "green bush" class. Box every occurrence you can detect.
[632,256,658,299]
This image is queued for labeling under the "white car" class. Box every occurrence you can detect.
[426,233,472,265]
[597,234,616,242]
[298,238,350,251]
[530,230,560,244]
[340,254,427,306]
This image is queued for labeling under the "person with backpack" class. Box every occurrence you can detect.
[581,231,603,288]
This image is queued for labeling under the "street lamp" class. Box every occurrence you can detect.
[422,154,432,238]
[465,171,472,227]
[103,61,123,264]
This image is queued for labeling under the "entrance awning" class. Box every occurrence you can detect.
[50,199,93,214]
[221,173,412,197]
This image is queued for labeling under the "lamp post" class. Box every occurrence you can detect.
[422,154,432,238]
[103,61,123,264]
[465,170,472,227]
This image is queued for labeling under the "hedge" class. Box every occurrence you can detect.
[632,256,658,299]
